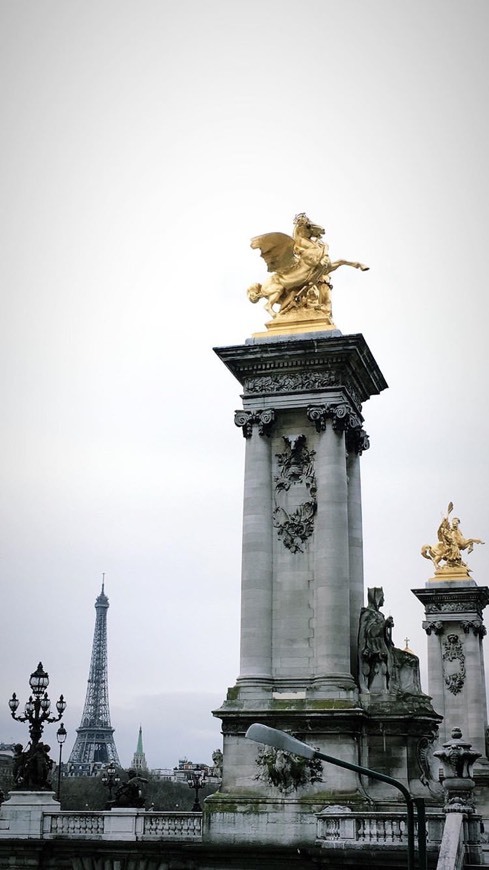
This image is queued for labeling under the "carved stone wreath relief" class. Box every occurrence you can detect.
[273,435,317,554]
[442,634,466,695]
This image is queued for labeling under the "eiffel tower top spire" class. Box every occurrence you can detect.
[67,578,120,774]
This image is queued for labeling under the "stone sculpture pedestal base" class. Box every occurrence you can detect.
[0,791,60,838]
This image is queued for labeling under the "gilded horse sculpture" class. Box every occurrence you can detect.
[247,213,368,321]
[421,502,484,570]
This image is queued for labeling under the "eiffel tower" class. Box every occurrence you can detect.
[68,579,120,775]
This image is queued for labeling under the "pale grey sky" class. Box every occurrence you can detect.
[1,0,488,768]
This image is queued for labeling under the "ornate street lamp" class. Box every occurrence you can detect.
[8,662,67,791]
[8,663,66,747]
[101,762,120,805]
[56,723,67,801]
[187,769,207,812]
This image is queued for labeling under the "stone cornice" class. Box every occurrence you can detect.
[214,333,388,406]
[413,586,489,619]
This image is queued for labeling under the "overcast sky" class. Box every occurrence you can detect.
[1,0,488,770]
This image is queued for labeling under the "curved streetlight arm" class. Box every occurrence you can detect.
[245,724,426,870]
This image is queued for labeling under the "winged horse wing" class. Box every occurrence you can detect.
[250,232,296,274]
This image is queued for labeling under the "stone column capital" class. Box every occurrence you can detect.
[234,409,276,438]
[461,620,487,638]
[345,427,370,455]
[306,402,362,434]
[423,620,444,636]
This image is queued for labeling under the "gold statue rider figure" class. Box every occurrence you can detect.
[247,213,368,325]
[421,502,484,572]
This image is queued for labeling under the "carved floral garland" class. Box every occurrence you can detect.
[272,435,317,554]
[442,634,466,695]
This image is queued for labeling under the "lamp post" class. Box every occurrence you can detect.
[56,723,67,801]
[101,762,120,806]
[246,723,427,870]
[187,769,207,811]
[8,662,67,747]
[8,662,66,746]
[8,662,67,791]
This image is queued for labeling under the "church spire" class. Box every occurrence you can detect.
[131,725,148,772]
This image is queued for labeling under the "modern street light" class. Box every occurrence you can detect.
[56,723,67,801]
[246,723,427,870]
[101,762,121,805]
[187,769,207,811]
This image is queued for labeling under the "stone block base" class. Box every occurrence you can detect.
[0,791,60,839]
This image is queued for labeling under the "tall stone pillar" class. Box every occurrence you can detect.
[234,409,275,688]
[313,419,350,686]
[210,333,388,822]
[346,433,368,681]
[208,330,444,846]
[413,580,489,759]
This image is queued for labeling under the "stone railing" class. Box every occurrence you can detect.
[42,810,202,841]
[143,812,202,839]
[316,810,445,848]
[45,813,105,837]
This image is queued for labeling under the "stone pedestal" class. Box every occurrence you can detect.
[413,579,489,758]
[210,332,400,846]
[209,331,444,846]
[0,791,60,838]
[215,332,386,703]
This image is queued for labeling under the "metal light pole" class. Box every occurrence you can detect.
[9,663,67,746]
[187,769,207,811]
[56,723,67,801]
[246,723,427,870]
[101,762,121,806]
[8,662,67,791]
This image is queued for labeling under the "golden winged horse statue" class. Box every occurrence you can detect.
[247,212,368,323]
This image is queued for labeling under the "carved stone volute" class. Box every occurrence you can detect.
[306,402,362,434]
[234,409,276,438]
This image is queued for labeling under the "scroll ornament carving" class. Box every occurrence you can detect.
[425,600,484,616]
[307,402,362,434]
[272,435,317,554]
[244,371,336,394]
[461,620,487,638]
[422,620,444,636]
[345,427,370,455]
[243,371,362,406]
[442,634,466,695]
[234,409,276,438]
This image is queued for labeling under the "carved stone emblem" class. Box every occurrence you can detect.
[272,435,317,554]
[442,634,466,695]
[254,745,323,794]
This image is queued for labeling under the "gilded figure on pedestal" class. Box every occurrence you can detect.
[421,502,484,572]
[247,212,368,327]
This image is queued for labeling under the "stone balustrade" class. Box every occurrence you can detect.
[41,810,202,841]
[317,810,445,848]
